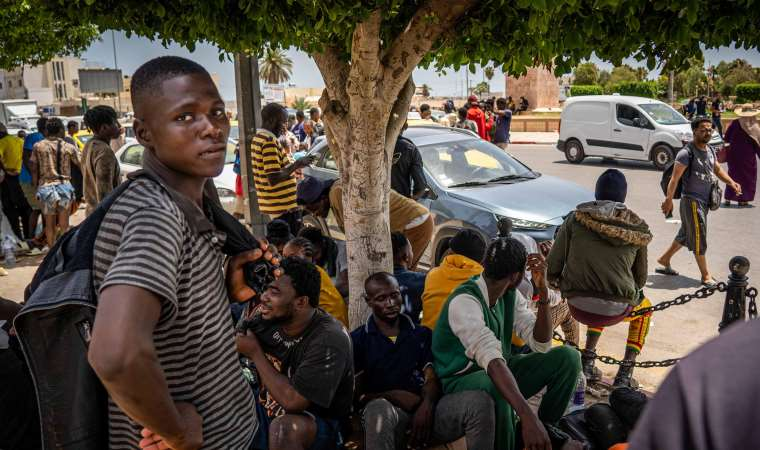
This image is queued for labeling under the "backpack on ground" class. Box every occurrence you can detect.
[14,171,259,450]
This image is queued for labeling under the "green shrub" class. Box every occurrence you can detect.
[609,81,660,98]
[735,83,760,101]
[570,85,604,96]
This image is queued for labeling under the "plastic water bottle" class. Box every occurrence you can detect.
[2,237,16,268]
[568,372,586,413]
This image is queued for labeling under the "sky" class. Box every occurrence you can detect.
[82,31,760,102]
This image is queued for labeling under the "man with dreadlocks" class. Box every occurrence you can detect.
[432,235,581,450]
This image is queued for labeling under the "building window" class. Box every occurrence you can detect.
[72,79,78,88]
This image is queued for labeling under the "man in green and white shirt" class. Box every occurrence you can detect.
[432,237,581,450]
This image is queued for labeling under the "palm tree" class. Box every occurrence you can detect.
[473,81,490,95]
[484,66,495,81]
[258,47,293,85]
[291,97,312,111]
[420,84,432,97]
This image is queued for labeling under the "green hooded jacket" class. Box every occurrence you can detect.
[547,200,652,306]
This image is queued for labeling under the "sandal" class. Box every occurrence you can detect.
[655,266,679,276]
[702,279,718,289]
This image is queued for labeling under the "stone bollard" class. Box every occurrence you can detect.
[719,256,750,332]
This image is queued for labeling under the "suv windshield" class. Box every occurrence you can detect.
[418,139,534,188]
[639,103,688,125]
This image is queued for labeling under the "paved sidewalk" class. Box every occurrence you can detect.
[510,131,559,145]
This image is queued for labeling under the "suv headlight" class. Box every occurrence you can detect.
[675,131,693,145]
[496,215,551,230]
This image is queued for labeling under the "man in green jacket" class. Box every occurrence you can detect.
[547,169,653,387]
[432,237,581,450]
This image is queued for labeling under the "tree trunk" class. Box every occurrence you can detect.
[311,2,476,329]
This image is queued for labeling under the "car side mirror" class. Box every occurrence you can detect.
[632,117,644,128]
[421,188,438,200]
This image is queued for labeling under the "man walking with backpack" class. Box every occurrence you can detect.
[657,118,742,287]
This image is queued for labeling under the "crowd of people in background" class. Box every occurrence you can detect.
[2,53,760,450]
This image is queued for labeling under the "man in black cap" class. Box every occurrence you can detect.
[547,169,653,387]
[296,176,433,270]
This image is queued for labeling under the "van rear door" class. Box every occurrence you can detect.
[566,101,611,157]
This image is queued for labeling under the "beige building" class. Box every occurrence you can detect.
[0,56,82,107]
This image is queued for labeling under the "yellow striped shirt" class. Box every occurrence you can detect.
[250,130,297,215]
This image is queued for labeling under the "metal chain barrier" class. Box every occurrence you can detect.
[748,288,758,319]
[552,283,758,368]
[627,283,727,318]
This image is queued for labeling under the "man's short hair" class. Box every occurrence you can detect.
[364,271,396,294]
[420,103,431,113]
[691,117,712,131]
[130,56,210,116]
[483,237,527,280]
[449,229,486,262]
[457,107,468,118]
[45,117,65,136]
[296,110,305,120]
[36,117,48,133]
[309,107,320,116]
[298,226,326,251]
[83,105,117,133]
[66,121,79,130]
[280,257,321,308]
[390,231,410,261]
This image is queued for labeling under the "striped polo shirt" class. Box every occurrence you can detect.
[251,129,297,215]
[92,175,256,449]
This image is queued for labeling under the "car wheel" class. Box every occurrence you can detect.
[564,139,585,164]
[652,144,674,171]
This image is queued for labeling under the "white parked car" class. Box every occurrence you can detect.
[557,95,723,170]
[114,140,238,213]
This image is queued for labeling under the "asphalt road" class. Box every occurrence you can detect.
[508,144,760,390]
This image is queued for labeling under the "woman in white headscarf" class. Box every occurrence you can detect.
[723,104,760,207]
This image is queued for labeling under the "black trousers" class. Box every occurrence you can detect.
[0,174,32,240]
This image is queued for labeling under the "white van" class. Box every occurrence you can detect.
[557,95,709,170]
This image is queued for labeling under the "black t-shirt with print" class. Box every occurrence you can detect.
[248,308,354,420]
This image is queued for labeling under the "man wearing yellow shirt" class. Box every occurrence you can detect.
[421,229,486,329]
[250,104,315,235]
[282,237,348,328]
[0,122,32,240]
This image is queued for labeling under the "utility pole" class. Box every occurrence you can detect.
[234,53,268,237]
[111,30,122,115]
[668,70,674,105]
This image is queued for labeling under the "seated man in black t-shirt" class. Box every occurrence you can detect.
[236,257,354,450]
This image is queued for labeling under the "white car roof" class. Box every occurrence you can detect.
[564,95,664,106]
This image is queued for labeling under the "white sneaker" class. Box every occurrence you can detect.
[0,267,8,276]
[17,241,30,252]
[27,247,47,256]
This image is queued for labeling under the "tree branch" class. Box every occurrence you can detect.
[349,9,383,90]
[385,76,416,155]
[382,0,478,97]
[313,46,349,104]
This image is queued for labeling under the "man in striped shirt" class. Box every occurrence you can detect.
[87,56,268,450]
[251,103,315,235]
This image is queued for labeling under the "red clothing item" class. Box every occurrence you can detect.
[467,107,487,140]
[484,114,494,141]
